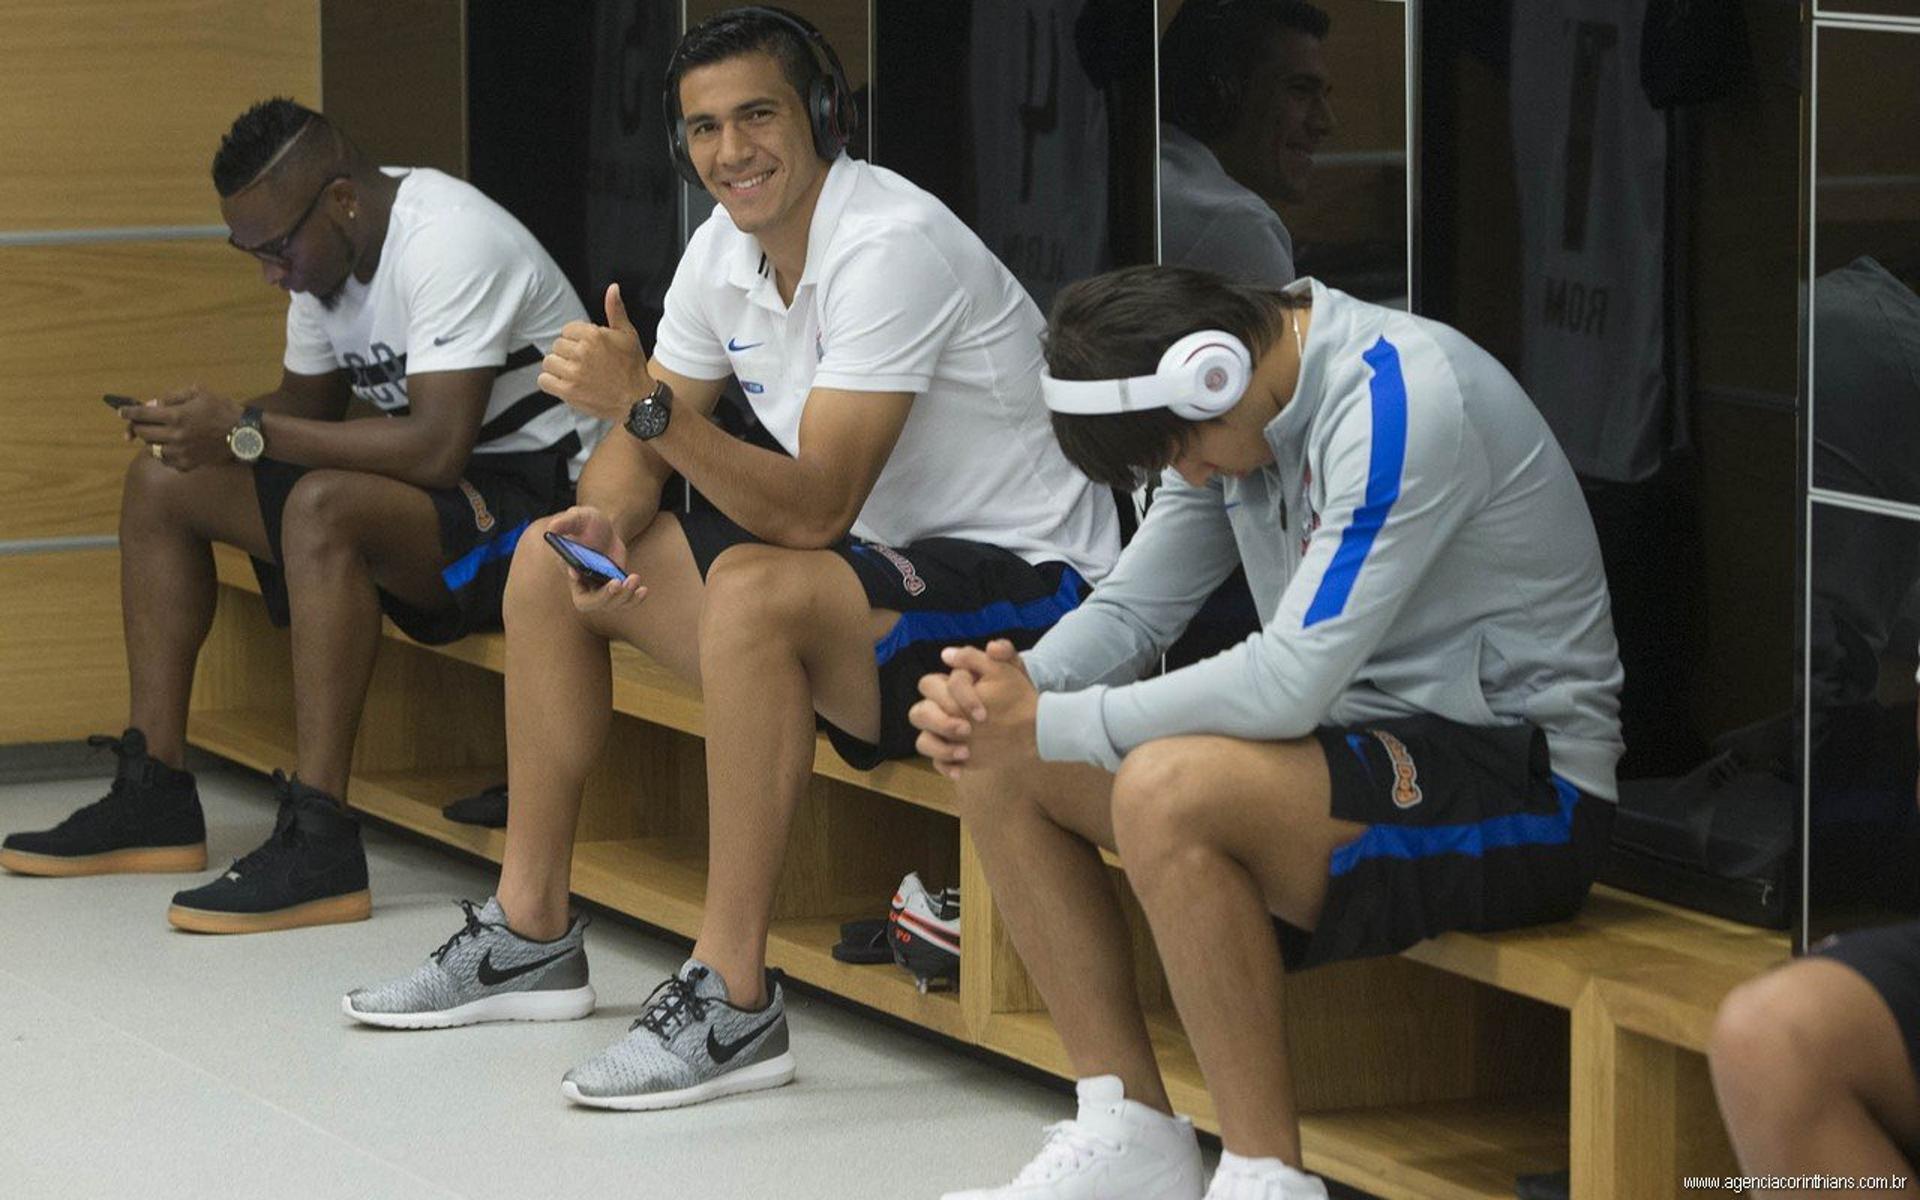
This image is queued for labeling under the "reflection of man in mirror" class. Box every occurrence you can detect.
[1806,255,1920,844]
[1158,0,1335,286]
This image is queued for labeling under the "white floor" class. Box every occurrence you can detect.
[0,759,1177,1200]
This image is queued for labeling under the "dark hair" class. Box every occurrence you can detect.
[667,7,824,117]
[1044,265,1297,490]
[1160,0,1332,141]
[211,98,325,197]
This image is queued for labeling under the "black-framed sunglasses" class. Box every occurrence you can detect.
[227,172,349,264]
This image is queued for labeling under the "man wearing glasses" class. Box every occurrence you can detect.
[0,99,605,935]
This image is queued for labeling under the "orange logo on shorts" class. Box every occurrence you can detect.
[1370,730,1423,809]
[458,479,496,533]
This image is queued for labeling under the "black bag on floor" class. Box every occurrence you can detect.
[1599,743,1795,929]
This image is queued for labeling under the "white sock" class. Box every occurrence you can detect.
[1217,1151,1326,1196]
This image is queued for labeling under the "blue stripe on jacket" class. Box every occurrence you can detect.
[1304,336,1409,627]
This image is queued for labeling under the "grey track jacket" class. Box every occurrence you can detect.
[1024,279,1625,801]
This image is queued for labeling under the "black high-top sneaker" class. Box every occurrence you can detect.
[0,730,206,876]
[167,772,370,934]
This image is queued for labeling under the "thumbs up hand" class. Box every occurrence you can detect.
[538,282,650,423]
[604,281,636,336]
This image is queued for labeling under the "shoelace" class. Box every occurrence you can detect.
[227,773,303,877]
[431,899,496,963]
[632,972,711,1037]
[51,734,145,832]
[1011,1120,1120,1184]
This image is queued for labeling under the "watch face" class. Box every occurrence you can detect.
[230,425,266,462]
[626,395,671,440]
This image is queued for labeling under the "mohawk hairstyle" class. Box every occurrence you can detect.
[211,98,324,197]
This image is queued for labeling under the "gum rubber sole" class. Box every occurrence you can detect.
[167,889,372,934]
[0,843,208,877]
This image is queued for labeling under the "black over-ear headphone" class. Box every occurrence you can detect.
[1163,0,1253,142]
[663,6,858,188]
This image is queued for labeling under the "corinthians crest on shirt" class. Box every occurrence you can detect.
[1369,729,1424,809]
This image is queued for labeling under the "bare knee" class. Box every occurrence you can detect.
[504,514,579,627]
[1111,739,1213,886]
[120,453,193,535]
[278,470,365,563]
[953,763,1049,828]
[1710,964,1840,1104]
[698,547,808,652]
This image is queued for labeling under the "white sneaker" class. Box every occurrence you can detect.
[942,1075,1203,1199]
[1202,1157,1330,1200]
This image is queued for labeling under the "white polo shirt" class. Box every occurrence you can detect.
[283,168,608,480]
[652,155,1118,580]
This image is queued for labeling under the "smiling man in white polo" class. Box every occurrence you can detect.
[343,5,1119,1112]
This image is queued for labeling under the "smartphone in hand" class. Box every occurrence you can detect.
[103,394,140,409]
[543,531,627,586]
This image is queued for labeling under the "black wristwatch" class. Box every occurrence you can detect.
[624,380,673,441]
[227,405,266,463]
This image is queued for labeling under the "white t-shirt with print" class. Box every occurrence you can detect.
[651,156,1118,581]
[282,168,608,479]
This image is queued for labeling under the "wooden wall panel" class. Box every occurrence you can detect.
[0,240,289,540]
[322,0,466,177]
[0,0,320,230]
[0,550,129,741]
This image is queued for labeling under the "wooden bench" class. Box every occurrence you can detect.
[190,543,1787,1200]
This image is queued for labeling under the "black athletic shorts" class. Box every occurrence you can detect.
[248,447,575,646]
[1276,714,1615,971]
[676,507,1091,771]
[1815,919,1920,1091]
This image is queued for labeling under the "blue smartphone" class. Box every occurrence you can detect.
[543,531,627,586]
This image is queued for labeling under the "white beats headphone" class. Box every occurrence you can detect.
[1040,329,1254,420]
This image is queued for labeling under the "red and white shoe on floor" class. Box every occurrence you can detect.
[1203,1154,1330,1200]
[889,871,960,992]
[940,1075,1203,1199]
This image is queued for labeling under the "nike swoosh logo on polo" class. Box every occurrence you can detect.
[476,946,577,987]
[433,334,459,346]
[726,337,763,352]
[706,1010,781,1064]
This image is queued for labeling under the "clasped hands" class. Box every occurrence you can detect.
[910,639,1041,779]
[120,386,245,471]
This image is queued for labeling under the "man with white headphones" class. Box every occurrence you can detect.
[914,266,1623,1200]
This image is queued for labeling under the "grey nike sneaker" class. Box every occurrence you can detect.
[561,958,795,1111]
[342,897,594,1029]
